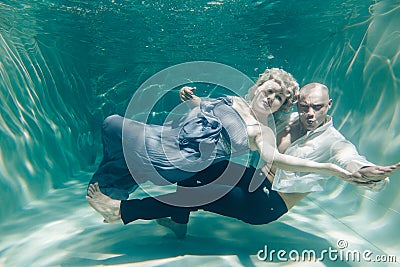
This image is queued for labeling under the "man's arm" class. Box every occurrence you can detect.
[331,140,399,188]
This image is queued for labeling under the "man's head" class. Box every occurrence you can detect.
[297,83,332,131]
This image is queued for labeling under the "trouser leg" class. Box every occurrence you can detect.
[120,195,191,224]
[174,165,286,225]
[200,184,268,224]
[201,176,287,225]
[119,160,240,225]
[119,159,287,226]
[170,160,232,223]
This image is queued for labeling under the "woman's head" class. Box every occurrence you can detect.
[247,68,299,113]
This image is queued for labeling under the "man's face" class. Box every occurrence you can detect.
[297,88,332,131]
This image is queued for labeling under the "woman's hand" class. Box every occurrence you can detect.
[179,86,201,108]
[351,162,400,182]
[180,86,197,102]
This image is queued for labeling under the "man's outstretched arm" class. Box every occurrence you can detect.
[331,140,400,189]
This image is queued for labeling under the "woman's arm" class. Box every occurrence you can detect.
[180,86,201,109]
[272,152,352,180]
[253,128,352,180]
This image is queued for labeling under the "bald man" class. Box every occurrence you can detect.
[271,83,393,207]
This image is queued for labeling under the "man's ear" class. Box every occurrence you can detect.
[327,99,333,109]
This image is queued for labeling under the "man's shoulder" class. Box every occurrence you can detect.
[324,120,346,139]
[313,120,352,150]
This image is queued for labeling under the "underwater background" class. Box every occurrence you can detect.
[0,0,399,266]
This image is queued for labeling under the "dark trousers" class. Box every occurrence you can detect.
[120,161,288,225]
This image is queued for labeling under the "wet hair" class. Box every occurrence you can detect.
[246,68,299,112]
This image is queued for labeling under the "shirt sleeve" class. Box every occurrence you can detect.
[330,139,374,172]
[330,139,389,192]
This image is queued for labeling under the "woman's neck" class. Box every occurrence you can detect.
[232,96,265,126]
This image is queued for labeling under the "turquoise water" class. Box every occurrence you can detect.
[0,0,399,266]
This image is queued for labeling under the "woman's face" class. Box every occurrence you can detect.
[250,80,287,117]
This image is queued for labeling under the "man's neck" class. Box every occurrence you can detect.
[276,115,330,153]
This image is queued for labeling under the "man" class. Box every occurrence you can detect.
[86,83,399,238]
[269,82,395,208]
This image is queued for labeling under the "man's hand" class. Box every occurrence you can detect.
[351,162,400,183]
[179,86,201,108]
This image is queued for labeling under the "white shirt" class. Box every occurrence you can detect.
[272,113,389,193]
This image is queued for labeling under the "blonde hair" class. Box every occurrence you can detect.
[247,68,299,112]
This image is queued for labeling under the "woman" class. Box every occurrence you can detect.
[88,68,352,201]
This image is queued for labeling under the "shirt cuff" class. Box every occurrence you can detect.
[365,177,390,192]
[345,160,375,173]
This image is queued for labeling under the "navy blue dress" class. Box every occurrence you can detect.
[90,97,251,199]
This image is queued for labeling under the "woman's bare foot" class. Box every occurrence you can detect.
[156,218,187,239]
[86,183,121,223]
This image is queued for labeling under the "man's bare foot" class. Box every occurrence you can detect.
[156,218,187,239]
[86,183,121,223]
